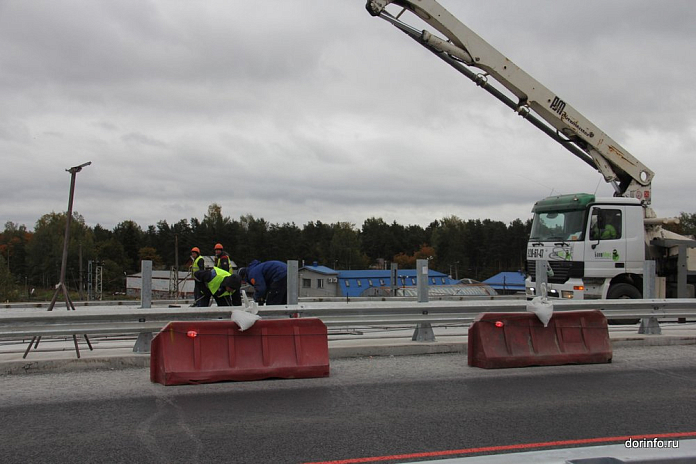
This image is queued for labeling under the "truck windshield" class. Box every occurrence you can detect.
[529,210,586,241]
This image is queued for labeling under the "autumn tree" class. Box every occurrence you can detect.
[0,221,32,284]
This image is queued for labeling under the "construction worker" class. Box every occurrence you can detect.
[214,243,231,272]
[238,260,287,305]
[590,212,619,240]
[193,267,242,307]
[190,247,206,307]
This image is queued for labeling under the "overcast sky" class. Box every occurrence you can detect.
[1,0,695,232]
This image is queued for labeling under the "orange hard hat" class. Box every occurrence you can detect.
[214,243,223,250]
[191,247,200,254]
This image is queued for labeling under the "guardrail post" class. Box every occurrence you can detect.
[141,260,152,309]
[639,261,661,335]
[134,260,154,353]
[535,260,549,296]
[416,259,429,303]
[413,259,435,341]
[412,323,435,342]
[287,260,298,305]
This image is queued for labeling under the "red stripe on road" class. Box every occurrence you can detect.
[304,431,696,464]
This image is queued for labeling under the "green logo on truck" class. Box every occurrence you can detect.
[595,249,620,261]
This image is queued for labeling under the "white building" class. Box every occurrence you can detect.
[126,256,237,299]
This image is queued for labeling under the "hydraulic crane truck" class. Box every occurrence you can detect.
[366,0,696,300]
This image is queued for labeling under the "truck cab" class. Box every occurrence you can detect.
[525,193,645,300]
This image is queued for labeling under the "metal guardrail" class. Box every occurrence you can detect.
[0,294,520,310]
[0,308,234,339]
[270,298,696,320]
[2,298,695,340]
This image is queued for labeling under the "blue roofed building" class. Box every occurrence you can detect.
[483,271,526,294]
[298,263,490,298]
[337,269,460,297]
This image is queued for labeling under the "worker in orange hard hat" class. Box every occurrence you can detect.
[213,243,231,273]
[190,247,206,306]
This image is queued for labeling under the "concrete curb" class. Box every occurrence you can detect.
[329,341,466,359]
[610,335,696,347]
[2,354,151,375]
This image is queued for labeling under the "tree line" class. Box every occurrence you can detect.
[2,203,695,301]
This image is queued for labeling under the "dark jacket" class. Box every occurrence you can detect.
[246,260,287,300]
[215,251,231,272]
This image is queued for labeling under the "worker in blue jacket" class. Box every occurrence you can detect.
[238,260,287,305]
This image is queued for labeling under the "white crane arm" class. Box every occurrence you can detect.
[366,0,654,203]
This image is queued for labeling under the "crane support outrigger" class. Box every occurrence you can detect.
[366,0,696,301]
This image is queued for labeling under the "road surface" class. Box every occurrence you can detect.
[1,345,695,463]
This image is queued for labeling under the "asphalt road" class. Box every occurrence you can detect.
[2,345,696,464]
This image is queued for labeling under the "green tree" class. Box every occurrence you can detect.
[97,238,127,267]
[403,224,427,255]
[430,216,466,273]
[267,222,303,262]
[330,222,366,269]
[664,212,696,238]
[507,218,532,271]
[0,254,18,301]
[299,221,333,266]
[198,203,232,248]
[480,219,508,276]
[360,217,400,265]
[112,220,143,273]
[237,214,269,264]
[26,212,95,289]
[93,223,112,243]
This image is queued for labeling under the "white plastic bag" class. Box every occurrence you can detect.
[526,283,553,327]
[241,290,259,315]
[231,309,260,331]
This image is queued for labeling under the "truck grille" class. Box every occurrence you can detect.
[526,260,583,284]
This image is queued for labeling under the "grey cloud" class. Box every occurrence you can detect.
[0,0,694,232]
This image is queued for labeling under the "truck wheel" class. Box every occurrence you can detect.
[607,283,641,324]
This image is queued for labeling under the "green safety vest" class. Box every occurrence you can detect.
[207,267,232,297]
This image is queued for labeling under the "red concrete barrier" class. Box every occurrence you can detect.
[151,318,330,385]
[468,310,612,369]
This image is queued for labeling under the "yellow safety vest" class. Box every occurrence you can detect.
[207,267,232,297]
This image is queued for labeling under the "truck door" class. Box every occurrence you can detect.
[583,206,627,279]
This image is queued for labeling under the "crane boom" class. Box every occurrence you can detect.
[366,0,654,204]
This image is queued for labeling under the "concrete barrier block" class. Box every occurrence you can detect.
[468,310,612,369]
[151,318,330,385]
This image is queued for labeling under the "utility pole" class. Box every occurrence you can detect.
[47,161,91,311]
[24,162,93,359]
